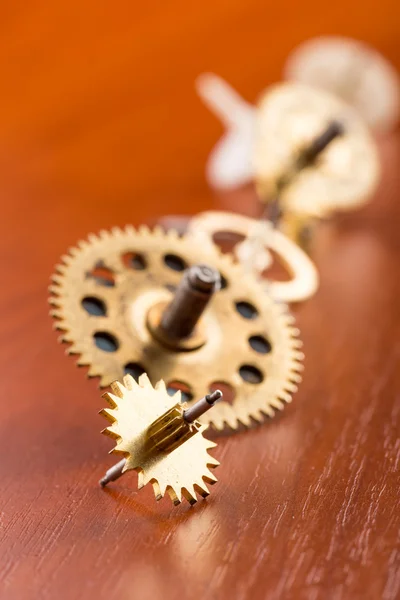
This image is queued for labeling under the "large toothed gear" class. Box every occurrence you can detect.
[101,374,219,505]
[49,225,303,430]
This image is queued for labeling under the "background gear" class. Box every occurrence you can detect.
[49,225,303,430]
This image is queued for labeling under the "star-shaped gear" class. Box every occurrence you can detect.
[100,373,219,505]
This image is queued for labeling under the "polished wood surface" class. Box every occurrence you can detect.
[1,3,400,599]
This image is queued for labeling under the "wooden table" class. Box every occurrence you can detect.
[1,2,399,599]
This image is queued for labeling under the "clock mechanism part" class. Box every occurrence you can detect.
[49,226,303,431]
[253,82,380,243]
[284,35,400,134]
[195,72,256,189]
[187,211,319,303]
[197,75,380,241]
[99,374,221,506]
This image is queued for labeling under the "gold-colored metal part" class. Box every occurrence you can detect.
[146,301,207,351]
[187,211,319,303]
[253,82,380,220]
[101,374,219,505]
[49,225,303,430]
[147,403,200,453]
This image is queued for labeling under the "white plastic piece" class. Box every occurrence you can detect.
[284,36,400,134]
[196,73,257,188]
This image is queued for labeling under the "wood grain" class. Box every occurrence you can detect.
[0,2,399,599]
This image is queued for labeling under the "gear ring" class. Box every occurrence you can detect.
[49,225,303,430]
[187,210,319,303]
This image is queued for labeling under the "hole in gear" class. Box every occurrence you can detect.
[235,301,259,320]
[124,362,147,382]
[81,296,107,316]
[248,335,272,354]
[163,254,187,272]
[93,331,119,352]
[238,364,264,384]
[166,381,193,403]
[212,231,245,254]
[219,273,228,289]
[86,261,116,287]
[122,251,147,271]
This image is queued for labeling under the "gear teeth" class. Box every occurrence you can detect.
[100,373,114,388]
[270,398,285,411]
[167,486,182,506]
[55,264,67,275]
[279,391,293,404]
[99,408,116,423]
[290,372,303,383]
[123,374,137,390]
[167,228,180,240]
[68,246,81,257]
[182,486,197,505]
[194,483,210,499]
[124,224,135,235]
[206,455,220,468]
[203,469,218,484]
[138,224,150,235]
[284,382,298,394]
[103,392,118,408]
[101,425,120,440]
[155,379,167,392]
[87,365,103,378]
[87,233,99,244]
[76,356,90,367]
[111,226,123,236]
[110,380,126,397]
[137,470,145,490]
[152,224,164,236]
[152,481,163,500]
[138,373,151,387]
[60,254,73,265]
[48,284,60,295]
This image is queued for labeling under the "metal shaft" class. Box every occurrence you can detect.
[99,458,126,487]
[183,389,222,423]
[299,120,344,167]
[267,120,344,227]
[159,264,221,340]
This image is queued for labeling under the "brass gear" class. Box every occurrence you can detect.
[101,373,219,506]
[253,82,380,218]
[49,225,303,430]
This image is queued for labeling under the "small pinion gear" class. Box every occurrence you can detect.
[100,373,219,505]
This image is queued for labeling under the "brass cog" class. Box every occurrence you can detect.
[49,225,303,430]
[101,374,219,505]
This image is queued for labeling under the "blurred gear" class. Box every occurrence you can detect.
[187,211,319,303]
[196,72,256,189]
[49,225,303,430]
[284,36,400,134]
[254,82,380,233]
[100,374,220,506]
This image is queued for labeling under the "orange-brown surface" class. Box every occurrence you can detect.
[1,2,400,599]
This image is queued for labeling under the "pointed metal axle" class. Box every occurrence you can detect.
[267,120,344,227]
[99,389,223,488]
